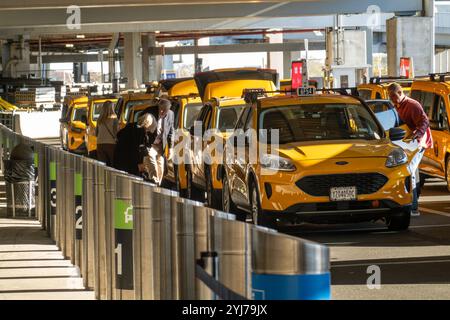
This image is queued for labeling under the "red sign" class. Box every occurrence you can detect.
[291,60,304,90]
[400,57,413,79]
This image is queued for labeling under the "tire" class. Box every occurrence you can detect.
[206,167,222,210]
[186,166,204,202]
[446,157,450,193]
[387,208,411,231]
[175,165,187,198]
[222,174,245,221]
[250,183,276,229]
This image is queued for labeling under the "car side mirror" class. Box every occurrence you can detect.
[389,127,406,141]
[429,120,442,131]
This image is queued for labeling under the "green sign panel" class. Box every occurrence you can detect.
[114,199,133,230]
[74,173,82,196]
[50,162,56,180]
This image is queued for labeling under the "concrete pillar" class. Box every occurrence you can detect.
[2,36,31,78]
[147,33,161,81]
[141,34,150,83]
[267,31,283,82]
[362,27,374,78]
[123,32,143,89]
[387,16,434,77]
[283,51,291,80]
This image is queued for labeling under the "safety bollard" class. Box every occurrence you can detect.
[192,204,215,300]
[82,157,96,290]
[113,173,140,300]
[172,197,210,300]
[56,150,65,251]
[73,154,83,271]
[212,212,253,299]
[251,227,331,300]
[105,168,124,300]
[64,152,75,262]
[48,147,57,241]
[93,161,107,300]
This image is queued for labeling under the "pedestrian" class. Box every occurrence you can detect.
[147,98,174,185]
[96,100,118,167]
[114,113,157,176]
[388,83,433,216]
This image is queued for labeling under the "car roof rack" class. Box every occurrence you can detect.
[429,72,450,82]
[369,76,410,84]
[242,87,359,103]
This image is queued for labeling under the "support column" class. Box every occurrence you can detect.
[387,16,434,77]
[123,32,143,89]
[267,31,283,84]
[141,34,150,83]
[148,33,162,81]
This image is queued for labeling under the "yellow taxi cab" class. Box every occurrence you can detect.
[155,78,202,194]
[221,88,417,231]
[85,95,118,158]
[67,101,88,154]
[60,95,88,152]
[183,68,278,208]
[357,77,412,100]
[115,92,156,130]
[410,73,450,190]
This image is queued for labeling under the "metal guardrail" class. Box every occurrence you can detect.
[0,123,331,300]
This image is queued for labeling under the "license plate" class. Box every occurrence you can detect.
[330,186,357,201]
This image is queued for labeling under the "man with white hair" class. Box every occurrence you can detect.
[147,98,174,185]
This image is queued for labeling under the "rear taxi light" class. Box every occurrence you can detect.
[371,200,380,208]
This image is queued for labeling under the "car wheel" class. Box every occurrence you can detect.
[446,157,450,193]
[250,183,275,229]
[222,174,245,220]
[206,167,221,210]
[175,166,187,198]
[187,166,203,202]
[386,207,411,231]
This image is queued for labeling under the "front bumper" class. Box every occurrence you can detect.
[264,201,411,224]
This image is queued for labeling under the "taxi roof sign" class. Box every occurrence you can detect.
[296,87,316,96]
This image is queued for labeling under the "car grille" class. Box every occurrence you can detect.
[296,173,388,197]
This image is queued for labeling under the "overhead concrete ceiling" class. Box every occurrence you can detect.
[0,0,422,37]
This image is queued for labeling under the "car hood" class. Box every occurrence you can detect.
[273,139,409,162]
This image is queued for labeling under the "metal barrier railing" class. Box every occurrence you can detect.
[0,123,331,300]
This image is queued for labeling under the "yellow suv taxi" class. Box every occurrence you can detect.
[182,68,277,208]
[221,88,416,231]
[60,95,88,153]
[85,95,118,158]
[115,92,156,130]
[411,73,450,190]
[358,77,412,100]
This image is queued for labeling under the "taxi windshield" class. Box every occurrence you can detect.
[216,105,245,132]
[259,103,383,144]
[72,108,87,122]
[124,100,153,121]
[183,103,203,129]
[92,102,114,121]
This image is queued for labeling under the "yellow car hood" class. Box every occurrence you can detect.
[275,140,404,162]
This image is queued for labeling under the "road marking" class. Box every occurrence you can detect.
[419,207,450,218]
[332,259,450,268]
[419,195,450,203]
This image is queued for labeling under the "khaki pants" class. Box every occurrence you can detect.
[143,144,165,185]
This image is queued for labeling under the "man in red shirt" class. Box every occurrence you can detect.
[388,83,432,216]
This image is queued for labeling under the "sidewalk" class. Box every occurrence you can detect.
[0,173,94,300]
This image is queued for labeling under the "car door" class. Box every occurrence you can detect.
[411,90,437,176]
[230,106,252,207]
[191,105,212,186]
[429,94,450,177]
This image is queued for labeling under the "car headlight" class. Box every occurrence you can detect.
[385,148,407,168]
[260,154,296,171]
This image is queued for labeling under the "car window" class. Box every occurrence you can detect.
[183,103,203,129]
[367,101,391,113]
[244,108,254,131]
[235,107,250,130]
[432,95,449,131]
[375,109,399,131]
[411,90,434,117]
[218,105,246,132]
[115,98,123,116]
[124,100,153,122]
[358,89,372,101]
[375,92,382,99]
[259,103,382,144]
[72,108,87,122]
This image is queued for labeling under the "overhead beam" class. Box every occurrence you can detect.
[32,41,325,63]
